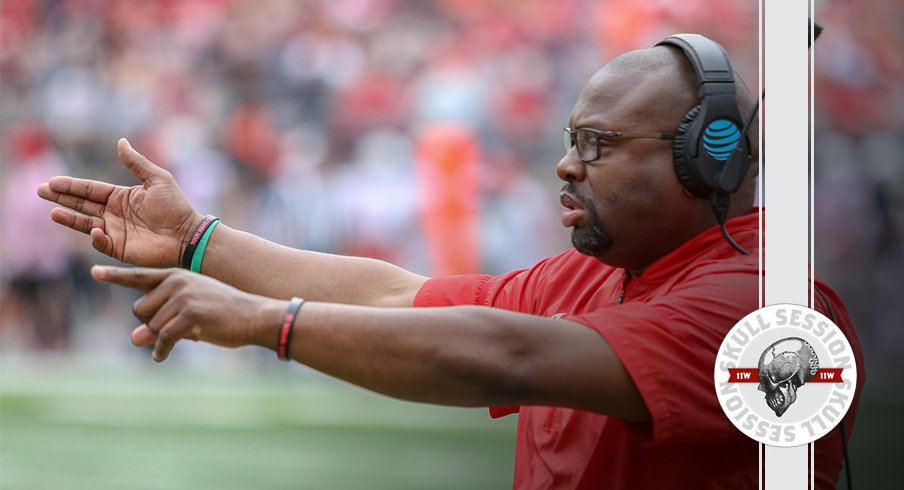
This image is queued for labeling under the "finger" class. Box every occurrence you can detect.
[153,313,191,362]
[91,265,172,292]
[44,176,116,203]
[90,228,116,258]
[131,324,157,347]
[117,138,167,184]
[145,301,187,359]
[50,207,105,234]
[133,278,179,327]
[43,191,107,216]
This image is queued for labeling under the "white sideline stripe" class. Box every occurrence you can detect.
[762,0,812,488]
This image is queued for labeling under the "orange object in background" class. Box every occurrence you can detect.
[415,124,480,276]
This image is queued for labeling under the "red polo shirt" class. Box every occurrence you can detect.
[413,209,863,489]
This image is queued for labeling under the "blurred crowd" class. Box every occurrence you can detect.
[812,1,904,384]
[0,0,899,381]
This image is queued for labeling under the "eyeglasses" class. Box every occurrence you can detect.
[563,127,675,163]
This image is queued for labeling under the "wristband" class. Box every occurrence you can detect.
[181,215,219,269]
[278,297,305,361]
[189,219,220,273]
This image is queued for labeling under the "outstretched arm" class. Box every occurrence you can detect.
[37,139,427,307]
[94,266,650,422]
[198,225,427,306]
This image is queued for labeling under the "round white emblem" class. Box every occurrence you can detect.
[713,304,857,447]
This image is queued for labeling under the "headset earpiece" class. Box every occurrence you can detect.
[671,105,707,198]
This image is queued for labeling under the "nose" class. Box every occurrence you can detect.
[556,149,586,183]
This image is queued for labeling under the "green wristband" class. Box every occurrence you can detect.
[190,219,220,273]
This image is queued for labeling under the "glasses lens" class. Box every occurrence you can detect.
[563,129,574,153]
[575,129,598,162]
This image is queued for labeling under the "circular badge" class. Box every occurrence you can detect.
[713,304,857,447]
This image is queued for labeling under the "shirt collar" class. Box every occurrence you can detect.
[628,207,761,285]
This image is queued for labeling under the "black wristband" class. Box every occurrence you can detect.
[181,215,219,269]
[278,297,305,361]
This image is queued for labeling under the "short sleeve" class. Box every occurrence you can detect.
[413,269,531,308]
[413,269,535,419]
[413,274,492,307]
[565,269,758,445]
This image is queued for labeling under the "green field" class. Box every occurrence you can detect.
[2,362,900,489]
[0,364,516,489]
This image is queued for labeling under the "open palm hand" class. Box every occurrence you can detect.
[37,139,203,267]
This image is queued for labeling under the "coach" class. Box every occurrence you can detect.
[38,36,862,488]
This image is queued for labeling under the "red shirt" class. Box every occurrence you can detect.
[413,210,864,489]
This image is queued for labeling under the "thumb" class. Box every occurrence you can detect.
[117,138,166,183]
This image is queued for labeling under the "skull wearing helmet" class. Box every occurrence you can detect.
[757,337,819,417]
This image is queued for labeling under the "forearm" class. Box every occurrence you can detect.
[250,301,650,420]
[198,224,428,307]
[93,265,649,421]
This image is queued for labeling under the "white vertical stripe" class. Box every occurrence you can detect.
[759,442,765,490]
[763,0,811,488]
[766,445,810,489]
[764,2,809,307]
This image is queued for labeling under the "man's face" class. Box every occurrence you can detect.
[557,63,703,271]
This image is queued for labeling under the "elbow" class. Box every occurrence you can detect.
[438,308,652,420]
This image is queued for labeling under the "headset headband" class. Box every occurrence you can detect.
[657,34,735,84]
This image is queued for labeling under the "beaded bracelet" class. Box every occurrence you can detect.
[278,297,305,361]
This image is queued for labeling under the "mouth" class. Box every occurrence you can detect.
[560,191,589,228]
[766,392,786,415]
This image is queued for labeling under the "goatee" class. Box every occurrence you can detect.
[564,185,613,256]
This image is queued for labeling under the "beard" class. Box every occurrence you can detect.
[565,185,613,256]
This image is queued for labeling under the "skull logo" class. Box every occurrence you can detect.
[757,337,819,417]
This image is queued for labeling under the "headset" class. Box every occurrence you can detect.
[656,34,755,255]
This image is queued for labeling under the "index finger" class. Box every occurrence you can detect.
[92,266,173,292]
[39,176,116,203]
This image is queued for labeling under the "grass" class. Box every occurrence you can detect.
[2,361,899,489]
[839,384,903,489]
[0,363,517,490]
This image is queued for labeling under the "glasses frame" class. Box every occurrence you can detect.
[563,127,675,163]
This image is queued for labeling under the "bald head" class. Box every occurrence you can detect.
[587,47,701,127]
[586,45,756,137]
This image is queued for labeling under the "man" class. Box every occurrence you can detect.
[38,38,862,488]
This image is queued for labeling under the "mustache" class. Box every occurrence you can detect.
[561,183,591,206]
